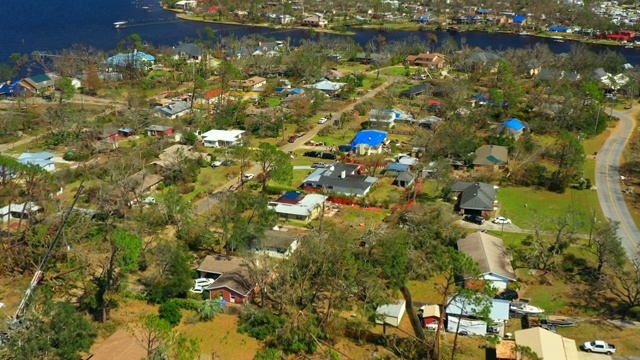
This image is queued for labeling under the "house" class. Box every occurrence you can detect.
[384,162,410,174]
[405,53,446,68]
[173,42,203,62]
[250,230,299,258]
[525,59,542,77]
[86,327,148,360]
[302,162,378,197]
[200,129,245,148]
[145,125,174,136]
[399,84,431,98]
[202,88,225,105]
[446,295,511,336]
[0,202,42,222]
[104,50,155,70]
[393,172,415,188]
[457,232,516,290]
[197,255,258,304]
[451,181,497,216]
[353,52,390,65]
[512,15,526,25]
[462,52,502,72]
[350,130,387,155]
[497,118,528,138]
[20,73,58,93]
[512,327,579,360]
[473,145,508,171]
[419,304,442,330]
[229,77,267,91]
[154,101,191,119]
[151,144,209,168]
[18,152,55,172]
[303,80,346,95]
[118,127,134,137]
[537,68,581,82]
[301,14,328,28]
[326,69,344,80]
[96,125,121,141]
[594,68,629,89]
[128,170,163,194]
[268,191,327,224]
[174,0,197,9]
[369,109,397,127]
[278,14,295,24]
[376,300,406,327]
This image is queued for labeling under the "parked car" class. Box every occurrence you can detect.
[142,197,156,204]
[242,173,255,182]
[463,215,485,225]
[221,159,235,166]
[582,340,616,355]
[311,162,327,168]
[42,95,52,100]
[304,151,321,158]
[288,135,297,143]
[318,117,328,124]
[189,286,204,294]
[321,153,337,160]
[492,217,512,225]
[211,160,223,167]
[494,289,519,301]
[194,278,214,288]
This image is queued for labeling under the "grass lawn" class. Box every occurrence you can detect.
[362,76,386,90]
[312,128,359,146]
[557,320,640,356]
[369,177,403,204]
[379,67,409,76]
[266,97,281,107]
[497,186,604,233]
[335,206,389,224]
[183,166,239,202]
[181,313,261,360]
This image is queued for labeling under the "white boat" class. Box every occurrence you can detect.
[519,31,529,35]
[551,36,564,43]
[625,45,634,49]
[113,21,128,29]
[510,303,545,315]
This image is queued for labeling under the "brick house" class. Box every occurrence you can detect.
[197,255,258,305]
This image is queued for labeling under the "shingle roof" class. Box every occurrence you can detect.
[451,181,496,211]
[457,232,516,280]
[473,145,508,166]
[515,327,578,360]
[198,255,255,296]
[303,162,377,191]
[173,43,203,57]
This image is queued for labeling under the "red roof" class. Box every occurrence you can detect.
[208,6,220,12]
[427,99,442,105]
[204,89,224,99]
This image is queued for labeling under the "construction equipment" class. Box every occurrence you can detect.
[8,185,84,328]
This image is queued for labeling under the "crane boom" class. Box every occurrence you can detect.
[10,185,85,327]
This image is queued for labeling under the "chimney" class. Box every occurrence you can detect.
[329,166,335,172]
[340,170,346,178]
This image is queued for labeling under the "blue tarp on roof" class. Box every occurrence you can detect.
[504,118,524,131]
[386,163,410,172]
[477,8,487,13]
[289,88,302,94]
[351,130,387,149]
[513,15,526,23]
[550,25,569,32]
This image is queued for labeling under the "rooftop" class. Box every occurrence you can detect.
[457,232,516,280]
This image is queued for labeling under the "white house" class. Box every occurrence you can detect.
[18,152,56,172]
[376,300,406,327]
[446,295,511,336]
[200,129,245,147]
[174,0,197,9]
[268,192,327,224]
[457,232,516,290]
[0,202,42,222]
[153,101,191,119]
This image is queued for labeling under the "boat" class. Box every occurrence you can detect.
[519,31,530,35]
[510,302,545,315]
[625,44,634,49]
[113,21,128,29]
[551,36,565,43]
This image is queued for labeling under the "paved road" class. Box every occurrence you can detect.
[596,108,640,260]
[193,77,398,214]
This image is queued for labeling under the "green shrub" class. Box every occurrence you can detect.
[254,348,281,360]
[318,126,335,137]
[159,300,183,327]
[238,307,284,341]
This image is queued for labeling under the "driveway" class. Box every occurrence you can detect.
[578,353,612,360]
[596,108,640,260]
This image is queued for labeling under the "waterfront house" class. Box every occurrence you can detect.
[302,14,328,28]
[172,43,203,62]
[405,53,446,69]
[20,73,58,94]
[173,0,197,10]
[104,50,155,70]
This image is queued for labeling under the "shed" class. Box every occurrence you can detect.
[393,172,415,188]
[376,300,406,327]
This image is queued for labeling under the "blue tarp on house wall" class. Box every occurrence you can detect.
[350,130,387,149]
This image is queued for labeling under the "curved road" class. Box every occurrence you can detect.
[596,108,640,260]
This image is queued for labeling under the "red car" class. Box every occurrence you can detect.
[288,135,297,143]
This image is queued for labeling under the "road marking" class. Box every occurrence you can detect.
[603,114,639,251]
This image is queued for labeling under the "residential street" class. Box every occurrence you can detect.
[193,77,398,214]
[596,108,640,260]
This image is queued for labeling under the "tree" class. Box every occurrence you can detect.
[134,314,172,360]
[589,220,626,275]
[198,298,223,320]
[146,242,193,303]
[254,142,293,192]
[2,301,97,360]
[55,77,77,105]
[547,131,585,193]
[159,300,183,327]
[609,258,640,310]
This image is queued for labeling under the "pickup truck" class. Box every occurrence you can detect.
[582,340,616,355]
